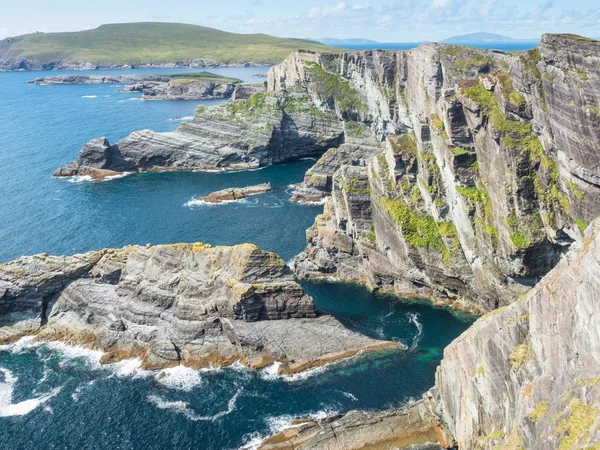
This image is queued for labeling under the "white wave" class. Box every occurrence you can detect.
[66,172,132,183]
[407,312,424,351]
[0,335,37,354]
[147,388,241,422]
[184,197,248,208]
[104,172,132,181]
[81,95,97,99]
[259,362,282,381]
[155,365,204,391]
[111,358,152,379]
[0,367,61,417]
[286,258,295,269]
[169,116,194,121]
[299,157,317,161]
[294,198,327,206]
[342,391,358,401]
[259,361,331,383]
[240,408,339,450]
[67,175,93,183]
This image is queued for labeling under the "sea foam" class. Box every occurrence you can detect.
[0,367,60,417]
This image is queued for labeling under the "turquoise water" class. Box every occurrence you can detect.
[0,69,474,449]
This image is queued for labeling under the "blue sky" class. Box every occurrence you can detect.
[1,0,598,41]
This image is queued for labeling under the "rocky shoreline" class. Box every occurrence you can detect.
[1,60,270,72]
[0,243,402,373]
[29,73,241,100]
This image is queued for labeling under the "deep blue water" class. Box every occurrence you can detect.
[0,68,474,449]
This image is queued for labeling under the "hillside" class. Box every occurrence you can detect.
[0,22,338,70]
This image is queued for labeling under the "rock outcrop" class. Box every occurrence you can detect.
[55,90,344,178]
[29,73,238,100]
[0,243,401,372]
[256,402,451,450]
[195,182,271,204]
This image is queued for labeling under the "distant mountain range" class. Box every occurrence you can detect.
[316,32,540,51]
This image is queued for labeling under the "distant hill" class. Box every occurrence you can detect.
[0,22,337,71]
[442,32,539,50]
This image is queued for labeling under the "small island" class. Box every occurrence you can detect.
[196,183,272,204]
[29,71,242,100]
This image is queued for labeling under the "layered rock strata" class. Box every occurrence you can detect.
[287,35,600,312]
[196,182,271,204]
[0,243,401,372]
[55,90,344,178]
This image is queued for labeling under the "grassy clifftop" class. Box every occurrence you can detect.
[0,22,337,65]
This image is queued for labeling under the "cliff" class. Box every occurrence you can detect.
[57,35,600,312]
[427,216,600,448]
[285,34,600,312]
[0,243,400,373]
[257,208,600,450]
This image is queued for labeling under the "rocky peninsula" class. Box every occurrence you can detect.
[195,183,271,204]
[0,243,401,373]
[30,72,241,100]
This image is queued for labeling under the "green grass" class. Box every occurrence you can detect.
[305,62,366,114]
[510,231,532,248]
[457,185,483,203]
[1,22,338,65]
[390,134,418,156]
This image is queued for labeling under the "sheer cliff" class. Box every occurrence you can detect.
[284,34,600,312]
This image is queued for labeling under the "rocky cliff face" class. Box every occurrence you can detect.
[259,217,600,449]
[428,216,600,449]
[289,35,600,312]
[0,243,400,373]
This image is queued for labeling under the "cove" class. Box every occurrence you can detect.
[0,68,473,449]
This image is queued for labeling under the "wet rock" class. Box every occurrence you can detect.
[196,182,271,204]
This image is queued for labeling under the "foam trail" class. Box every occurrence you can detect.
[81,95,97,99]
[185,197,248,208]
[66,172,131,183]
[147,388,242,421]
[342,391,358,401]
[169,116,194,121]
[407,312,424,351]
[0,367,60,417]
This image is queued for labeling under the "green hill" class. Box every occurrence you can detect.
[0,22,337,68]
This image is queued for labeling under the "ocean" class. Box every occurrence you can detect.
[0,67,473,449]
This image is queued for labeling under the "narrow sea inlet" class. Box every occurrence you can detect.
[0,68,473,449]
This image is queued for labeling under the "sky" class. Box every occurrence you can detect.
[0,0,598,42]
